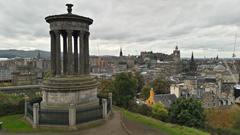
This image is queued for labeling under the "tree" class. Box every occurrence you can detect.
[152,103,168,120]
[134,71,144,93]
[111,72,137,108]
[169,97,205,128]
[98,80,112,97]
[152,77,170,94]
[140,84,151,100]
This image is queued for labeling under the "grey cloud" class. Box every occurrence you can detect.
[0,0,240,57]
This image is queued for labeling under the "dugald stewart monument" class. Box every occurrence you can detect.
[25,4,112,129]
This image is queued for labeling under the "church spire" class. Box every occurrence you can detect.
[191,52,194,62]
[120,47,123,57]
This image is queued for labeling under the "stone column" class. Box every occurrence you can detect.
[73,34,78,73]
[24,96,29,117]
[102,99,107,120]
[42,91,48,104]
[33,103,39,128]
[55,30,61,75]
[84,32,90,74]
[67,30,73,74]
[50,31,56,75]
[63,32,68,74]
[108,93,112,112]
[79,31,85,75]
[69,104,76,129]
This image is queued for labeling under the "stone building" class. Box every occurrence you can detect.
[146,88,177,108]
[12,65,37,85]
[140,46,180,62]
[0,66,12,83]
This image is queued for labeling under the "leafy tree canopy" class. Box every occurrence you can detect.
[110,72,137,108]
[169,97,205,128]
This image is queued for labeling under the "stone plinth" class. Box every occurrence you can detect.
[41,75,98,110]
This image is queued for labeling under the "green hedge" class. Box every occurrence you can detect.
[0,100,24,116]
[0,93,24,116]
[0,92,42,116]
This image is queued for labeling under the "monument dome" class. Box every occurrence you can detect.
[213,64,226,72]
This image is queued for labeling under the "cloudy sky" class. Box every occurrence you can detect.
[0,0,240,58]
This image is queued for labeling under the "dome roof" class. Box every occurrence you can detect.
[213,64,226,72]
[45,4,93,25]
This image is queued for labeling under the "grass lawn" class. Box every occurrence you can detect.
[0,115,70,133]
[0,115,35,132]
[120,108,210,135]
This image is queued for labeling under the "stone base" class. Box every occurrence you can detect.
[41,75,98,110]
[41,99,99,110]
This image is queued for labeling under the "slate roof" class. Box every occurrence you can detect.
[154,94,177,108]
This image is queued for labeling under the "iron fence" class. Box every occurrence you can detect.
[107,99,111,113]
[26,103,33,120]
[39,109,69,125]
[76,105,102,124]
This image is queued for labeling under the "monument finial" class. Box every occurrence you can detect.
[66,3,73,14]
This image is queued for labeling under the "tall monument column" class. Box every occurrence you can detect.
[63,32,68,74]
[84,32,90,74]
[55,30,61,75]
[73,34,78,73]
[67,30,73,74]
[79,31,85,74]
[50,31,56,75]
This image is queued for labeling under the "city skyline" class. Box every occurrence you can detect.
[0,0,240,58]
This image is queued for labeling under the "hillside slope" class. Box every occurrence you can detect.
[120,108,209,135]
[0,49,50,59]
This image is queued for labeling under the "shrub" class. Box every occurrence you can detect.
[205,105,240,129]
[0,93,25,116]
[169,97,205,128]
[0,92,42,116]
[128,100,152,117]
[152,103,168,121]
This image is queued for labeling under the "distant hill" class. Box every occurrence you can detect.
[0,49,50,59]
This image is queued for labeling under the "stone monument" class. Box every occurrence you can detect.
[41,3,98,110]
[25,4,111,128]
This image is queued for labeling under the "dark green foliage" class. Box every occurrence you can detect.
[169,97,205,128]
[134,72,144,93]
[128,100,152,117]
[0,93,41,116]
[0,100,24,116]
[152,103,168,121]
[151,77,170,94]
[0,93,25,116]
[111,72,137,108]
